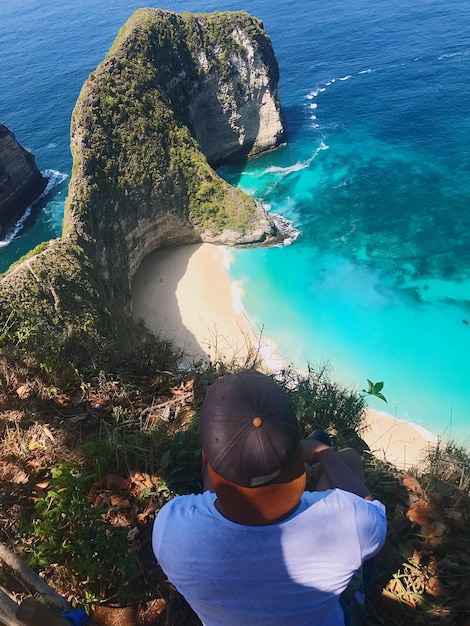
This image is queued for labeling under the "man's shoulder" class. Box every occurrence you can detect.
[299,489,387,558]
[152,491,217,559]
[157,490,216,519]
[301,489,386,520]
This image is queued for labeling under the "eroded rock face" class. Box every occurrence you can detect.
[185,17,285,166]
[67,9,285,289]
[0,124,47,238]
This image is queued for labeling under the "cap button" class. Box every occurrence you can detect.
[252,417,263,427]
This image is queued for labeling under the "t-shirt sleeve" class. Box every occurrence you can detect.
[354,498,387,560]
[152,499,174,564]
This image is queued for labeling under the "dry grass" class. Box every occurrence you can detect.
[363,454,470,626]
[1,360,470,626]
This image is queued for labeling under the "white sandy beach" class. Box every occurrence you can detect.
[362,408,437,469]
[131,242,438,469]
[131,243,282,368]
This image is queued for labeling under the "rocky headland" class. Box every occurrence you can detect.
[0,9,286,370]
[0,123,47,239]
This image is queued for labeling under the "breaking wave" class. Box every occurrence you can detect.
[0,169,68,247]
[262,142,329,177]
[271,213,301,246]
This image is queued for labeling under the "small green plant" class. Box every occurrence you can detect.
[362,379,387,403]
[25,463,139,606]
[160,430,202,494]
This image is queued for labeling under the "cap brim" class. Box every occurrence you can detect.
[208,451,306,525]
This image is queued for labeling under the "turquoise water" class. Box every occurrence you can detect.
[1,0,469,442]
[220,12,470,442]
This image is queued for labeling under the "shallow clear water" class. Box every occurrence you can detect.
[1,0,469,442]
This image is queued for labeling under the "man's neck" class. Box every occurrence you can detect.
[214,497,301,526]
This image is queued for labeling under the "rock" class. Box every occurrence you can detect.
[67,9,285,284]
[0,123,47,238]
[184,13,285,166]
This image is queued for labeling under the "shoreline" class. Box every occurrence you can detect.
[362,408,438,469]
[131,242,438,469]
[131,243,285,369]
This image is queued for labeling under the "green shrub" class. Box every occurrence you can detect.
[276,364,367,445]
[160,429,202,494]
[25,463,139,607]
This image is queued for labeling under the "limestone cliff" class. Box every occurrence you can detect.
[0,124,47,238]
[181,12,284,166]
[0,9,285,371]
[67,8,285,284]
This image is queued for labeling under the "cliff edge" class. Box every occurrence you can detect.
[0,9,285,372]
[0,124,47,239]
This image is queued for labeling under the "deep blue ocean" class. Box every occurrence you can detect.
[1,0,469,442]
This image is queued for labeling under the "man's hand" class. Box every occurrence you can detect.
[300,439,373,500]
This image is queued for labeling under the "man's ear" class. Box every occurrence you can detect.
[201,450,208,465]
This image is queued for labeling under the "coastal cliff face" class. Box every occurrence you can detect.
[67,8,284,284]
[182,12,284,166]
[0,9,285,369]
[0,123,47,238]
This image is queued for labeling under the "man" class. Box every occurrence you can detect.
[153,370,387,625]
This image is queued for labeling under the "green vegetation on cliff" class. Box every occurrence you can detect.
[0,240,128,381]
[68,8,269,246]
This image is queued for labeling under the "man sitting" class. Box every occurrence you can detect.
[153,370,387,625]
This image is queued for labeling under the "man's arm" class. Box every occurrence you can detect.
[301,439,373,500]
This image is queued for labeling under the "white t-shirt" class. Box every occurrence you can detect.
[153,489,387,626]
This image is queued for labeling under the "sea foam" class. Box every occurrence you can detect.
[0,169,67,247]
[0,170,67,248]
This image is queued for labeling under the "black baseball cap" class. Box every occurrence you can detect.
[199,370,301,488]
